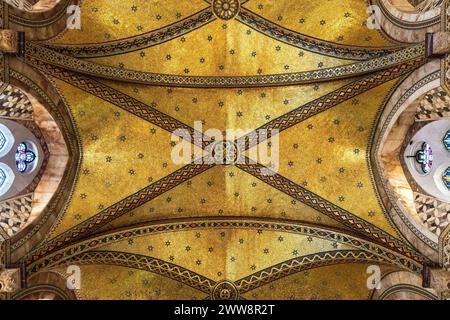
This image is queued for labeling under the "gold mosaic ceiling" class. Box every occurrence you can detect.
[17,0,432,300]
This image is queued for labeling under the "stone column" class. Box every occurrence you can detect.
[426,32,450,57]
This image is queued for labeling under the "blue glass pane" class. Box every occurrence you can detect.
[0,168,6,187]
[25,151,35,162]
[17,161,27,173]
[17,143,26,152]
[0,131,6,151]
[443,167,450,191]
[444,130,450,152]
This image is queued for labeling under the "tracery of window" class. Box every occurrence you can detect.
[0,119,44,201]
[412,142,433,174]
[0,163,15,198]
[15,142,36,173]
[0,124,14,158]
[403,119,450,202]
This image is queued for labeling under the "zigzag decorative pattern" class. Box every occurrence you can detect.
[25,218,422,275]
[43,7,216,58]
[22,57,426,268]
[235,250,386,293]
[25,163,215,266]
[42,3,399,60]
[29,61,209,149]
[45,249,397,296]
[25,42,425,88]
[236,162,425,263]
[237,8,398,60]
[237,58,425,150]
[58,250,216,294]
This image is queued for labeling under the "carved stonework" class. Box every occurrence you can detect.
[415,88,450,121]
[0,30,18,54]
[0,194,33,238]
[431,33,450,56]
[413,0,443,12]
[430,268,450,299]
[443,1,450,94]
[441,290,450,299]
[0,268,20,293]
[0,241,4,269]
[3,0,33,12]
[443,230,450,270]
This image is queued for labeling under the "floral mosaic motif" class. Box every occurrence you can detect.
[15,142,35,173]
[212,0,240,20]
[0,194,33,237]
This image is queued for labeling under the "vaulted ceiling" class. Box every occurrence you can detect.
[0,0,449,300]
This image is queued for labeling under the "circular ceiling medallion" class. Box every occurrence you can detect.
[212,281,239,300]
[212,0,240,20]
[210,140,239,165]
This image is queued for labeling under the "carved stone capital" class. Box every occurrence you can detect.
[429,268,450,299]
[0,30,19,54]
[0,268,21,293]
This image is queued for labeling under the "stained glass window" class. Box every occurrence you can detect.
[443,167,450,191]
[0,131,6,151]
[15,142,36,173]
[0,168,6,187]
[414,142,433,174]
[443,130,450,152]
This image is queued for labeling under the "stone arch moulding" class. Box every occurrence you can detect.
[370,270,439,299]
[7,0,81,42]
[0,75,73,249]
[442,0,450,95]
[5,0,62,13]
[371,0,442,43]
[403,119,450,203]
[12,270,78,300]
[6,61,81,263]
[370,59,442,261]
